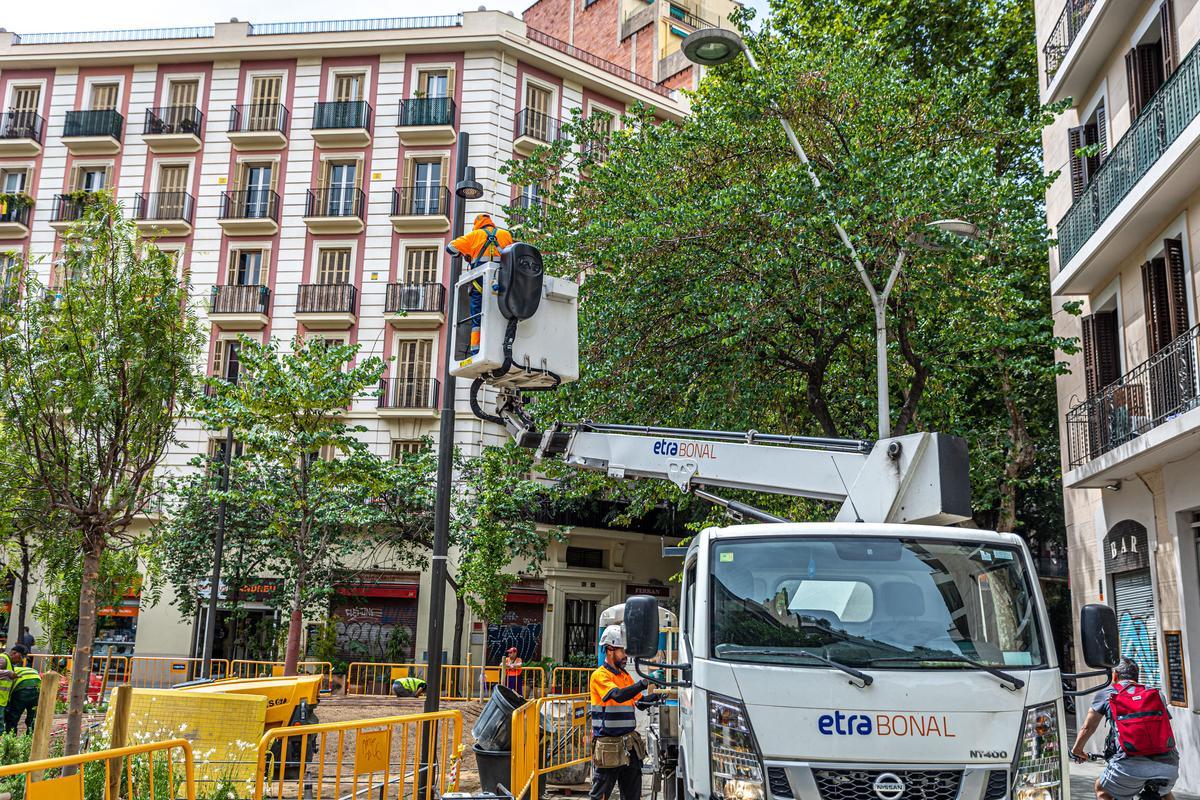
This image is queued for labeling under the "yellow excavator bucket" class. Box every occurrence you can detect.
[176,674,323,728]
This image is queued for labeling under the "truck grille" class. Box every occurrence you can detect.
[983,770,1008,800]
[768,767,794,798]
[813,769,962,800]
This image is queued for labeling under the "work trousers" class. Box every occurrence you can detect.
[5,685,39,735]
[590,748,642,800]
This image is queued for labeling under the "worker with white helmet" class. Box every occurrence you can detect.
[589,624,650,800]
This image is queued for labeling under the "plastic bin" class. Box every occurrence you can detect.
[472,744,512,796]
[472,684,525,751]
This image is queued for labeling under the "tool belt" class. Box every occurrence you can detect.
[592,732,646,769]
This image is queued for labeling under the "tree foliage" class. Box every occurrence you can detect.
[0,193,203,755]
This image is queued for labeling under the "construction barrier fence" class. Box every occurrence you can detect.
[510,693,592,800]
[229,659,334,693]
[550,667,592,696]
[345,662,546,700]
[254,708,464,800]
[0,738,195,800]
[30,654,130,703]
[128,656,229,689]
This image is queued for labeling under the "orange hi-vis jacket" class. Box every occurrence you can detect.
[448,214,513,265]
[589,663,641,738]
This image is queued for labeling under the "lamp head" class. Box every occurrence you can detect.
[456,166,484,200]
[927,218,980,241]
[682,28,745,67]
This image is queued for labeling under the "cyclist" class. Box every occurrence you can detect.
[1071,658,1178,800]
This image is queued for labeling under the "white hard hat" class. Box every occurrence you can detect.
[599,624,626,649]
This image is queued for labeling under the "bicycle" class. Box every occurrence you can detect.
[1071,753,1173,800]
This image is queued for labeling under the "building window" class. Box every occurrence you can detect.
[1127,0,1178,118]
[212,339,242,383]
[1080,305,1120,399]
[395,338,434,386]
[73,165,110,192]
[391,439,424,461]
[236,162,275,215]
[0,253,20,290]
[167,79,199,109]
[404,248,439,284]
[10,85,41,114]
[1142,237,1191,354]
[566,546,605,569]
[417,69,450,98]
[207,436,245,462]
[229,249,264,286]
[333,72,366,102]
[407,159,445,215]
[524,84,553,137]
[1068,101,1106,201]
[1,167,29,195]
[317,248,352,284]
[88,82,119,111]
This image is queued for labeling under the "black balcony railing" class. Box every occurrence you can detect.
[219,189,280,221]
[52,193,102,224]
[1057,43,1200,268]
[514,108,561,144]
[305,187,365,219]
[398,97,455,127]
[297,283,357,314]
[211,284,270,315]
[0,110,45,142]
[1065,324,1200,468]
[135,191,195,222]
[229,103,289,134]
[391,186,450,218]
[313,100,373,131]
[0,196,32,227]
[63,109,124,140]
[378,377,439,410]
[1043,0,1097,81]
[667,8,714,29]
[510,194,545,226]
[385,282,445,313]
[144,105,204,136]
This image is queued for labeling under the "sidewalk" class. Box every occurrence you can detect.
[1070,758,1199,800]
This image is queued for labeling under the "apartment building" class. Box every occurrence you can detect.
[0,10,689,670]
[1037,0,1200,787]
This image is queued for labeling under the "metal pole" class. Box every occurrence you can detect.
[423,131,470,713]
[741,46,893,438]
[200,425,234,677]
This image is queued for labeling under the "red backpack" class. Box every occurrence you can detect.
[1109,682,1175,757]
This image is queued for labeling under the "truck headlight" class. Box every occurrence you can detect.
[708,693,766,800]
[1012,702,1062,800]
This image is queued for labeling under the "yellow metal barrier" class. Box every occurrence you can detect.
[510,693,591,800]
[229,659,334,693]
[128,656,228,689]
[482,666,546,699]
[551,666,593,695]
[0,738,195,799]
[344,662,480,700]
[254,709,463,799]
[30,654,130,701]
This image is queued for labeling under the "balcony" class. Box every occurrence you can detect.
[389,186,450,233]
[513,109,561,156]
[509,195,545,227]
[396,98,456,145]
[62,109,124,155]
[0,196,32,239]
[1042,0,1123,105]
[218,190,280,236]
[228,103,289,150]
[377,377,439,417]
[1064,324,1200,487]
[49,193,102,232]
[1054,43,1200,296]
[134,191,195,236]
[385,282,445,328]
[302,188,365,234]
[311,101,373,148]
[295,283,357,330]
[209,284,270,329]
[0,111,45,156]
[142,105,203,152]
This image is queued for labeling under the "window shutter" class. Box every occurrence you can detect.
[212,340,226,378]
[1127,49,1144,119]
[1095,102,1108,161]
[1143,259,1174,354]
[1160,0,1179,77]
[1094,310,1121,389]
[103,165,113,189]
[1082,314,1100,397]
[1138,42,1165,105]
[1068,126,1086,200]
[1163,238,1191,339]
[445,66,456,98]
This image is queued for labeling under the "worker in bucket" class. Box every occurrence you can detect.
[589,625,652,800]
[445,213,513,356]
[391,675,427,699]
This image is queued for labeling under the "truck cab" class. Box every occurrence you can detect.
[626,522,1114,800]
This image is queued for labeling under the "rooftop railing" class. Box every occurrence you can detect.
[527,28,671,97]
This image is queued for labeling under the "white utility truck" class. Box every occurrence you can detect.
[453,243,1122,800]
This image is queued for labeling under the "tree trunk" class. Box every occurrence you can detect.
[15,547,30,645]
[283,577,304,676]
[451,593,466,666]
[996,351,1036,533]
[65,538,103,759]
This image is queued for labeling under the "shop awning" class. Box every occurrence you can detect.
[336,583,419,599]
[505,590,547,604]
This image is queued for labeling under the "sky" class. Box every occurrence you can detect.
[0,0,767,35]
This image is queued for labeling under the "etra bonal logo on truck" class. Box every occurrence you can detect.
[651,440,718,458]
[818,710,957,738]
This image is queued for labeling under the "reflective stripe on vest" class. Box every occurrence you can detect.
[12,667,38,691]
[591,703,636,737]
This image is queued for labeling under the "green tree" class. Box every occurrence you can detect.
[505,0,1070,536]
[0,193,202,754]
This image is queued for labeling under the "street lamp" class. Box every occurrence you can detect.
[683,29,979,439]
[423,133,480,714]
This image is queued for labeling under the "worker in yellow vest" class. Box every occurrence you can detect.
[5,645,39,735]
[0,645,16,723]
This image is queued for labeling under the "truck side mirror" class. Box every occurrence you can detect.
[624,595,660,658]
[1080,603,1120,669]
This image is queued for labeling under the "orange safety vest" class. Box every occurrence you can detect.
[589,663,640,737]
[504,658,523,677]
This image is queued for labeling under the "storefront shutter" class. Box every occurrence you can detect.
[1113,569,1162,688]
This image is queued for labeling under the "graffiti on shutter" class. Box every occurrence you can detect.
[1114,569,1161,688]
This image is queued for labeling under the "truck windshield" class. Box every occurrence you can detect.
[711,537,1045,670]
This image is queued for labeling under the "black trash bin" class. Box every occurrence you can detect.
[473,744,513,795]
[472,684,525,751]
